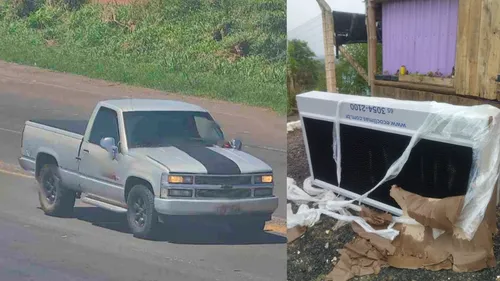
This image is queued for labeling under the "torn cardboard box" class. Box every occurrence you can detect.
[326,185,496,281]
[287,225,307,244]
[359,207,392,229]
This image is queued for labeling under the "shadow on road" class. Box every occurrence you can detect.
[71,206,286,245]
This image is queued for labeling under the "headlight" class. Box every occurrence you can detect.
[160,173,194,198]
[254,188,273,197]
[166,189,193,197]
[161,173,194,185]
[160,187,193,198]
[254,174,273,184]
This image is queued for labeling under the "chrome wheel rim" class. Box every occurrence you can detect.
[42,172,57,204]
[132,197,146,228]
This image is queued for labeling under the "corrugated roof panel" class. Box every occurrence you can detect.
[382,0,459,76]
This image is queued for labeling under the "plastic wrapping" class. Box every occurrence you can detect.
[287,120,301,132]
[288,176,402,241]
[289,94,500,241]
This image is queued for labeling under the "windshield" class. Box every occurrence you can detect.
[124,111,224,148]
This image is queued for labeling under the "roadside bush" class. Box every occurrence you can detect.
[12,0,45,17]
[27,5,64,29]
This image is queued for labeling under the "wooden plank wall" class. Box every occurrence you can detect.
[455,0,500,100]
[373,85,500,108]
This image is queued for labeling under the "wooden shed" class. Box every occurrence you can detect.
[366,0,500,107]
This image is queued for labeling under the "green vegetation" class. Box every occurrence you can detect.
[287,39,382,115]
[287,39,323,113]
[313,274,326,281]
[336,43,382,94]
[0,0,286,113]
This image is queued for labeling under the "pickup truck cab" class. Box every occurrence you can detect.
[19,99,278,238]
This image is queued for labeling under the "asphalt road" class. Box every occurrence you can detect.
[0,62,287,281]
[0,173,286,281]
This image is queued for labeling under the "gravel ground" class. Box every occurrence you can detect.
[287,128,500,281]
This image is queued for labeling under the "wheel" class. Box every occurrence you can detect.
[38,164,76,217]
[228,220,266,233]
[126,184,158,239]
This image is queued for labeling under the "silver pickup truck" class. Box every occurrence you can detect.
[18,99,278,238]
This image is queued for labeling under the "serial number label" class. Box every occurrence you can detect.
[349,104,394,115]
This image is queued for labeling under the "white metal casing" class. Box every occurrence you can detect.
[296,91,500,215]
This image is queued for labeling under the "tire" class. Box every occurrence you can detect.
[38,164,76,217]
[126,184,158,239]
[228,220,266,233]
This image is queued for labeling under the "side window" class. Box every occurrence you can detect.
[89,107,120,145]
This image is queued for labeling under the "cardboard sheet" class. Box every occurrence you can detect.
[389,185,464,232]
[326,185,496,281]
[287,225,307,244]
[359,207,392,229]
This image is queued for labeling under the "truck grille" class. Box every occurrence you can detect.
[195,175,252,185]
[196,189,251,198]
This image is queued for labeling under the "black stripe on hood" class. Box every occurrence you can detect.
[174,145,241,175]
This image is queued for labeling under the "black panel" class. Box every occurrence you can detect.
[302,117,338,186]
[333,11,382,46]
[303,117,473,208]
[332,11,382,58]
[31,119,88,136]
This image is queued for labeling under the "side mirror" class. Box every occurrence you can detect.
[230,139,242,150]
[100,137,118,160]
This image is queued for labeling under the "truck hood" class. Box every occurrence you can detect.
[129,145,272,174]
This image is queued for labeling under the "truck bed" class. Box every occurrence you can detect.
[30,119,88,136]
[20,119,88,188]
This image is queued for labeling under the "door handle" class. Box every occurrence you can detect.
[83,149,90,153]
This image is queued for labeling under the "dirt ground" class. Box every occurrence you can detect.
[0,61,286,150]
[287,128,500,281]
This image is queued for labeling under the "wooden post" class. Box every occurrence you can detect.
[316,0,337,92]
[367,0,377,92]
[338,46,369,83]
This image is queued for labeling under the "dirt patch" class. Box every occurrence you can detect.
[287,129,309,186]
[287,114,299,123]
[286,128,500,281]
[288,220,355,281]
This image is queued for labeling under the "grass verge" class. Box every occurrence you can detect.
[0,0,286,113]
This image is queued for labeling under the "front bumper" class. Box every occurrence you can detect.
[154,196,279,216]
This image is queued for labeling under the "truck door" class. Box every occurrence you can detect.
[78,106,126,205]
